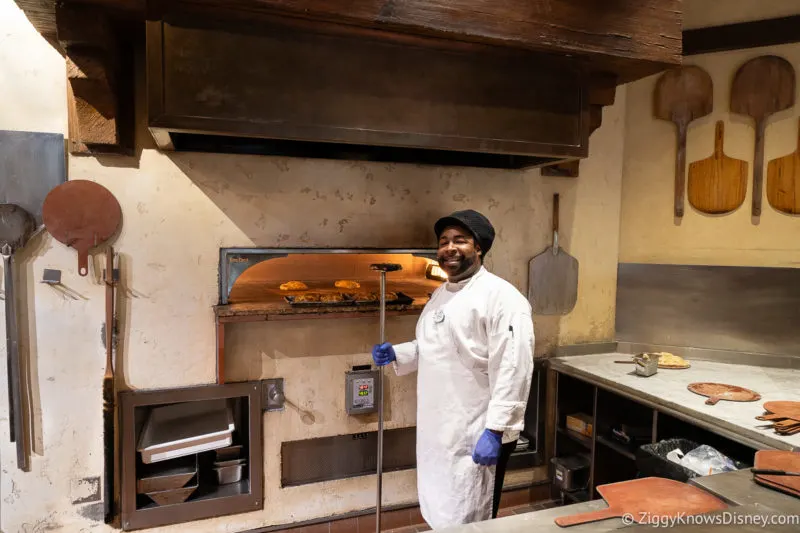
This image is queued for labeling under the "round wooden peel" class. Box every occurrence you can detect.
[554,477,727,527]
[688,382,761,405]
[42,180,121,276]
[731,55,796,217]
[654,65,713,218]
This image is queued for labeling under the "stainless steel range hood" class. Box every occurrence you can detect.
[146,13,591,169]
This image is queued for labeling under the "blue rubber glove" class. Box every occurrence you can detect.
[472,429,503,466]
[372,342,396,366]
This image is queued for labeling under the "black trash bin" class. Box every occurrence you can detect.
[636,438,749,481]
[636,438,700,481]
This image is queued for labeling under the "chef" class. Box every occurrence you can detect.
[372,209,535,529]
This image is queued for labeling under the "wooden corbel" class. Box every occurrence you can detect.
[542,73,618,178]
[57,3,133,155]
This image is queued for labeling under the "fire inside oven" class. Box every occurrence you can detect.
[218,248,444,311]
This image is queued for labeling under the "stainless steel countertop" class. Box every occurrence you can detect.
[547,353,800,452]
[436,469,800,532]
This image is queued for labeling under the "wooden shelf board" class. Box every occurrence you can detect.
[557,426,592,450]
[596,435,637,461]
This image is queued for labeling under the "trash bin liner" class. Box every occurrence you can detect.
[635,438,748,481]
[636,438,700,481]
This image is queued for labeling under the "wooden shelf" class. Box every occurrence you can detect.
[557,427,592,450]
[596,435,638,461]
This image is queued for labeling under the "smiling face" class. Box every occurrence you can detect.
[436,225,482,282]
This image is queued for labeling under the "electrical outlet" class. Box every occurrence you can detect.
[262,378,284,411]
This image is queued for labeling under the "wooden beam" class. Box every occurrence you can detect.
[177,0,682,83]
[57,3,134,155]
[684,15,800,56]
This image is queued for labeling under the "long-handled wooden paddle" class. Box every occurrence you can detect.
[767,118,800,214]
[731,55,795,217]
[654,65,713,218]
[688,121,748,214]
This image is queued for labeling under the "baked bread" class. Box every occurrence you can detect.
[320,293,344,303]
[351,291,397,302]
[294,292,320,303]
[280,281,308,291]
[335,280,361,290]
[655,352,689,368]
[352,291,377,301]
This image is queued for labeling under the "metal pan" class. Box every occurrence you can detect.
[352,292,413,307]
[284,293,355,307]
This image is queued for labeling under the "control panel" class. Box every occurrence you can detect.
[345,367,380,415]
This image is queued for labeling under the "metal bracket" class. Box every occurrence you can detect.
[262,378,285,411]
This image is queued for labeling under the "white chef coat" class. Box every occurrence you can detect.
[392,266,534,529]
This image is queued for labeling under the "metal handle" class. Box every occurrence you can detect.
[376,270,386,533]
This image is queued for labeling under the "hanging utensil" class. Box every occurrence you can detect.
[0,203,35,471]
[654,65,713,218]
[528,194,579,315]
[369,262,402,533]
[103,248,119,523]
[767,118,800,215]
[730,55,795,217]
[42,180,122,276]
[688,121,748,214]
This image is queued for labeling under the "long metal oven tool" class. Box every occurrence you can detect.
[369,263,402,533]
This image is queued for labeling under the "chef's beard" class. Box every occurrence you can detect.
[438,253,480,281]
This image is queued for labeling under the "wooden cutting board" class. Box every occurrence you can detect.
[687,382,761,405]
[688,121,748,214]
[767,119,800,214]
[730,55,796,217]
[753,451,800,498]
[554,477,727,527]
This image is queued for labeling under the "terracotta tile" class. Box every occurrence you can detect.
[329,517,358,533]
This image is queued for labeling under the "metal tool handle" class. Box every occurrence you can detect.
[3,253,15,441]
[3,252,28,470]
[376,270,386,533]
[552,193,560,254]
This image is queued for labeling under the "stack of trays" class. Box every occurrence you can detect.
[213,445,247,485]
[137,399,235,464]
[137,455,198,506]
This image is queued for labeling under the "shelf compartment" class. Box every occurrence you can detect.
[596,435,637,461]
[563,489,590,503]
[557,426,592,450]
[120,382,263,531]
